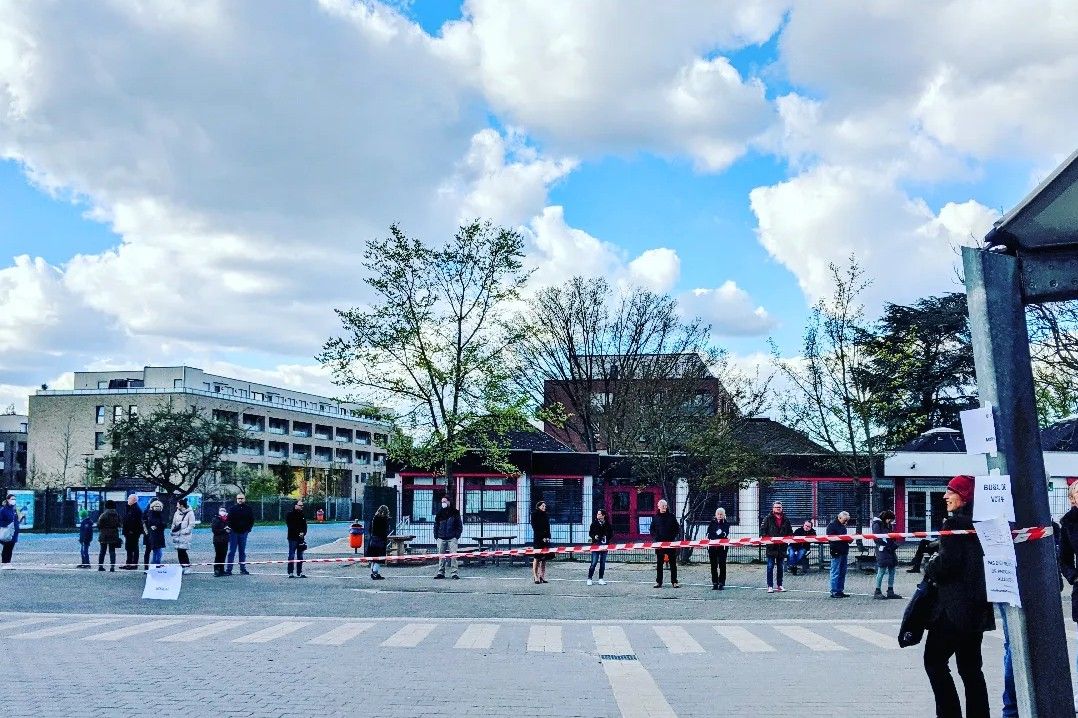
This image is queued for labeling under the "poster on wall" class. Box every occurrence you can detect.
[186,494,203,522]
[68,490,103,525]
[134,493,158,512]
[10,490,34,529]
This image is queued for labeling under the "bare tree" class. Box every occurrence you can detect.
[53,411,78,488]
[1028,302,1078,423]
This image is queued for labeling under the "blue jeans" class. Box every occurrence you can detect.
[287,539,305,575]
[788,546,808,567]
[588,551,606,579]
[227,532,249,572]
[80,541,90,565]
[999,605,1017,718]
[875,565,896,590]
[151,548,163,564]
[766,556,784,588]
[829,554,848,594]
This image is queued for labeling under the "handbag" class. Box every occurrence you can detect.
[0,524,14,543]
[898,578,938,647]
[296,540,308,552]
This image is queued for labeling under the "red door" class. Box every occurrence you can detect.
[605,485,663,540]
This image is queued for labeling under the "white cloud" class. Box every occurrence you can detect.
[446,0,784,169]
[681,282,776,336]
[628,248,681,294]
[522,206,626,284]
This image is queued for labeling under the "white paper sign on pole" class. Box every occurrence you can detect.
[973,472,1016,522]
[961,406,998,456]
[976,517,1021,606]
[142,565,183,601]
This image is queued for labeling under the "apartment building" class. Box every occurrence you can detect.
[0,414,28,487]
[27,366,389,500]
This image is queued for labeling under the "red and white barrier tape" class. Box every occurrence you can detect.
[4,526,1053,570]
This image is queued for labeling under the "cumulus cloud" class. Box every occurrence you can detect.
[628,248,681,294]
[681,281,776,336]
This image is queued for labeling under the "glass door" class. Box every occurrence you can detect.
[906,489,950,533]
[609,488,632,538]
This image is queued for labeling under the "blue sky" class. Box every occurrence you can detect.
[0,1,1075,409]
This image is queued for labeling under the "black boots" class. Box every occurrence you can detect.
[886,588,902,599]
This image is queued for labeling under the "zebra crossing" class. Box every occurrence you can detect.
[0,613,925,655]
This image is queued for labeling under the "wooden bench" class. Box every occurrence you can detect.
[855,539,877,573]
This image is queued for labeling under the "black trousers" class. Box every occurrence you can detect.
[655,549,678,584]
[124,536,140,567]
[911,539,939,566]
[176,549,190,567]
[213,542,228,573]
[0,541,13,563]
[708,547,728,586]
[923,620,989,718]
[98,544,116,566]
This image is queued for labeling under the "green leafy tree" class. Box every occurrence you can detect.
[105,400,247,498]
[321,220,537,484]
[1029,302,1078,425]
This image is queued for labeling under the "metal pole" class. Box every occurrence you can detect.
[963,246,1072,717]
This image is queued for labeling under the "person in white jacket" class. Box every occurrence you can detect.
[171,499,196,574]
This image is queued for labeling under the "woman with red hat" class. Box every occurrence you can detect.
[922,474,993,718]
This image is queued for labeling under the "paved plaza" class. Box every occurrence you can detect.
[1,526,1069,717]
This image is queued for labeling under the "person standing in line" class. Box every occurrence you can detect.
[0,494,20,567]
[1058,480,1078,714]
[707,507,730,590]
[143,499,166,569]
[760,501,792,593]
[871,509,902,600]
[211,507,230,577]
[923,475,992,718]
[77,510,94,568]
[433,496,463,580]
[826,511,851,598]
[907,538,939,573]
[650,499,681,589]
[171,498,195,574]
[788,520,816,575]
[96,500,121,572]
[285,499,308,578]
[225,493,254,576]
[366,504,390,580]
[587,508,613,586]
[121,495,144,570]
[531,500,552,584]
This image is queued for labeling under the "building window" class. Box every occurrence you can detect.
[373,433,388,445]
[355,451,371,465]
[203,382,211,391]
[242,414,265,432]
[335,448,352,463]
[402,476,449,524]
[238,439,264,456]
[292,422,312,438]
[95,406,105,424]
[173,378,183,388]
[464,477,517,523]
[355,431,371,445]
[268,417,289,435]
[292,444,311,460]
[689,487,740,524]
[314,446,333,462]
[335,428,353,443]
[267,441,289,458]
[113,405,123,422]
[252,392,264,401]
[97,380,108,389]
[531,478,583,523]
[314,424,332,441]
[129,405,139,417]
[94,432,106,450]
[213,409,238,424]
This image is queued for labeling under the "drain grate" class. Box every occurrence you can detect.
[599,654,638,661]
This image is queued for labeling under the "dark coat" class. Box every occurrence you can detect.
[227,502,255,534]
[365,514,390,557]
[760,512,792,559]
[531,509,551,550]
[122,503,144,538]
[871,517,899,568]
[589,519,614,545]
[285,509,308,542]
[0,504,19,544]
[706,518,730,543]
[1059,507,1078,623]
[826,519,850,557]
[650,511,680,542]
[926,505,994,634]
[143,509,167,550]
[433,506,463,541]
[210,515,230,546]
[78,517,95,544]
[97,509,122,547]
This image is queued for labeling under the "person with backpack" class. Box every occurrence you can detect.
[96,500,122,572]
[77,510,94,568]
[586,508,613,586]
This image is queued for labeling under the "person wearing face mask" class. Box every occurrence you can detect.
[285,499,308,578]
[211,506,230,577]
[433,496,463,580]
[225,493,254,576]
[0,494,21,567]
[142,500,167,569]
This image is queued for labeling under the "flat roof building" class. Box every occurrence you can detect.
[0,414,28,487]
[28,366,389,500]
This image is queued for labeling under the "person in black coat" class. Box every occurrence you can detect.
[365,505,390,580]
[788,520,817,575]
[225,493,255,576]
[650,499,680,589]
[760,501,792,592]
[1058,481,1078,704]
[121,495,144,570]
[433,497,463,580]
[826,511,851,598]
[285,500,308,578]
[707,507,731,590]
[211,507,230,577]
[587,509,614,586]
[96,500,122,572]
[923,475,993,718]
[871,510,902,599]
[142,500,167,569]
[531,500,552,584]
[77,510,94,569]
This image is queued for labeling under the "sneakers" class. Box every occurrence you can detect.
[672,582,681,589]
[873,588,886,600]
[654,583,663,589]
[98,566,105,572]
[451,574,460,580]
[830,592,851,598]
[181,567,190,575]
[597,579,605,586]
[767,587,775,593]
[297,573,307,579]
[586,579,593,586]
[239,568,251,576]
[776,586,786,592]
[886,588,903,599]
[434,573,445,580]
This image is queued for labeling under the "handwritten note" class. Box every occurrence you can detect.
[973,473,1015,522]
[142,565,183,601]
[976,517,1021,606]
[960,406,998,456]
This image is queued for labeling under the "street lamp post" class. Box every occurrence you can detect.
[965,147,1078,717]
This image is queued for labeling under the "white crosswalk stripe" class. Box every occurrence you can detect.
[0,617,55,631]
[12,619,113,639]
[232,621,311,644]
[527,625,563,653]
[835,624,898,649]
[84,619,185,642]
[592,625,633,655]
[308,622,374,646]
[773,625,847,651]
[381,623,436,648]
[455,624,499,650]
[159,620,248,643]
[714,625,775,653]
[653,625,704,654]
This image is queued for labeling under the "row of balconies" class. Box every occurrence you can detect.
[213,410,387,446]
[234,438,385,465]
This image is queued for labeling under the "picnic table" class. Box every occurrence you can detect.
[467,535,517,565]
[386,534,416,557]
